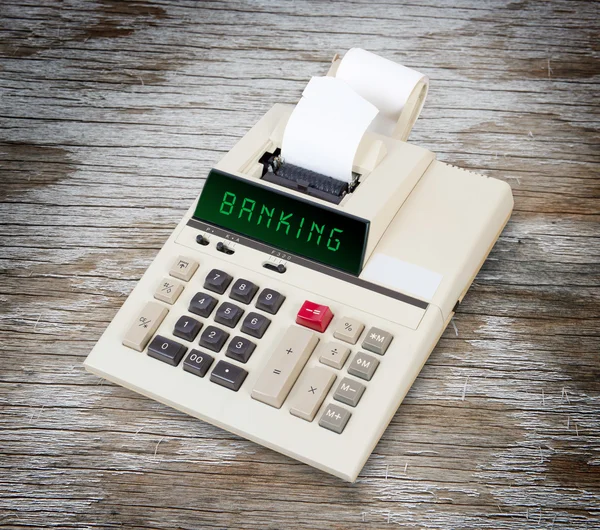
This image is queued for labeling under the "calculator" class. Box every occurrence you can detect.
[85,58,513,481]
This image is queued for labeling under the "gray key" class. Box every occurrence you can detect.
[362,326,393,355]
[333,377,365,407]
[319,403,351,434]
[347,352,379,381]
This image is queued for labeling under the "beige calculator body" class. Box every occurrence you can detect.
[85,95,513,482]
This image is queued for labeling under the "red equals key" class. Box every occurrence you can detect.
[296,300,334,333]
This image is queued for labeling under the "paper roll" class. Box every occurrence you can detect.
[281,76,378,183]
[336,48,428,138]
[281,48,428,183]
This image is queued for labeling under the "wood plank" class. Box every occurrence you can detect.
[1,0,598,528]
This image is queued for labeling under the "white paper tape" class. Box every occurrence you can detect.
[281,76,378,183]
[336,48,428,138]
[282,49,428,183]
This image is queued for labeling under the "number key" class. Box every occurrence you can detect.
[214,302,244,328]
[173,315,202,341]
[226,336,256,363]
[204,269,233,294]
[183,349,214,378]
[189,292,218,318]
[199,325,229,352]
[241,312,271,338]
[229,278,258,304]
[255,288,285,315]
[148,335,187,366]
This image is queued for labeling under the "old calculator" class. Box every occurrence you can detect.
[85,52,513,481]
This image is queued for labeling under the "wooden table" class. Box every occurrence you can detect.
[1,1,598,528]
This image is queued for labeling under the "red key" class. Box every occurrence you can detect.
[296,300,333,333]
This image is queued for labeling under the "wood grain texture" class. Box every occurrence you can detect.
[1,0,599,528]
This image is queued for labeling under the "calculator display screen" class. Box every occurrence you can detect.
[193,170,369,275]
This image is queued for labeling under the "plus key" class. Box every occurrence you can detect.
[296,300,334,333]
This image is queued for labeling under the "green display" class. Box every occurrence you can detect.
[193,170,369,275]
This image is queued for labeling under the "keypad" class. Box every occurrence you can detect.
[173,315,202,342]
[255,288,285,314]
[214,302,244,328]
[183,349,214,377]
[189,292,218,318]
[124,259,396,436]
[199,325,229,352]
[148,335,187,367]
[241,312,271,338]
[226,336,256,363]
[210,360,248,391]
[229,279,258,304]
[204,269,233,294]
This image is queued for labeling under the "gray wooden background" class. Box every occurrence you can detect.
[1,1,599,528]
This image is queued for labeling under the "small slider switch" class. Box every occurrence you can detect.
[196,234,209,246]
[296,300,333,333]
[262,262,286,274]
[216,241,234,255]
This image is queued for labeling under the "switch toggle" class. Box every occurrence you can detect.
[263,262,286,274]
[216,241,234,255]
[296,300,333,333]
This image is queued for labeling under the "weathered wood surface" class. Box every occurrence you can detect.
[1,0,599,528]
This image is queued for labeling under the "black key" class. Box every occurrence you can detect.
[255,288,285,315]
[148,335,187,366]
[173,315,202,341]
[241,312,271,338]
[204,269,233,294]
[210,360,248,391]
[183,349,214,378]
[199,325,229,352]
[214,302,244,328]
[229,278,258,304]
[189,292,218,318]
[226,336,256,364]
